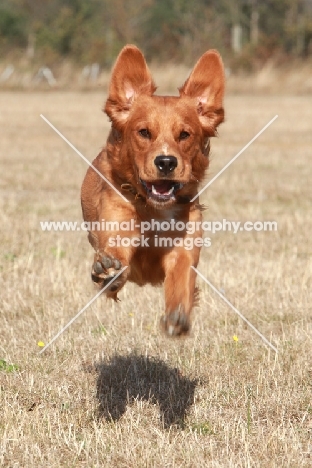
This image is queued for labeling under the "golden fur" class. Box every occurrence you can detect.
[81,45,224,336]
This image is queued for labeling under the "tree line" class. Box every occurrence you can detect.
[1,0,312,69]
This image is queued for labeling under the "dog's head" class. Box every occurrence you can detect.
[105,45,224,208]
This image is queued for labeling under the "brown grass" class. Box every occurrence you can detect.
[1,59,312,94]
[0,89,311,467]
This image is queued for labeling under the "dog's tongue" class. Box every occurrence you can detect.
[146,181,173,194]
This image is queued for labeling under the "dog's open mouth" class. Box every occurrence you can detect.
[140,179,184,202]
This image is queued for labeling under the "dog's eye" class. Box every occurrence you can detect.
[179,131,190,141]
[138,128,151,139]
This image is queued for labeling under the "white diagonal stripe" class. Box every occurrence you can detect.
[40,114,129,202]
[191,115,278,202]
[191,266,278,353]
[39,266,128,354]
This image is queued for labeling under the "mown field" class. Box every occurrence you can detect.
[0,89,311,467]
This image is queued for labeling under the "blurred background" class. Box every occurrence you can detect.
[1,5,311,464]
[1,0,312,92]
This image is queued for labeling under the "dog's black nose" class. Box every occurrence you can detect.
[154,155,177,175]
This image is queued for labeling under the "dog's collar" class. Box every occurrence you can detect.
[121,183,145,201]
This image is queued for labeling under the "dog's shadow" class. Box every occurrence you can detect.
[95,353,197,429]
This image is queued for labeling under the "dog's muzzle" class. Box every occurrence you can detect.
[140,179,184,202]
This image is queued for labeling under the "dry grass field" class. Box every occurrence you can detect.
[0,88,311,467]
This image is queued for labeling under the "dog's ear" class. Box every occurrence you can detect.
[179,50,225,135]
[105,45,156,127]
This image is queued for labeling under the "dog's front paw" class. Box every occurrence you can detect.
[91,252,124,293]
[160,306,190,337]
